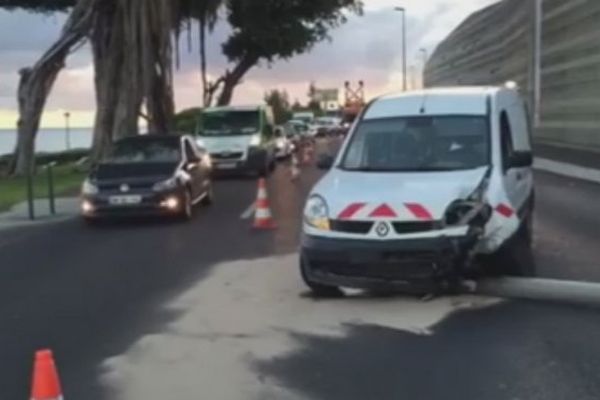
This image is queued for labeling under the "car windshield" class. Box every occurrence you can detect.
[341,116,489,172]
[201,111,260,136]
[106,139,181,164]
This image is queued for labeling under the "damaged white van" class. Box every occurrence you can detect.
[301,86,535,296]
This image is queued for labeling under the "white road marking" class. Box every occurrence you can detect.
[535,158,600,184]
[101,254,500,400]
[240,202,256,219]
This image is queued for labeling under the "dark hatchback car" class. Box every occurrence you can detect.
[81,135,213,222]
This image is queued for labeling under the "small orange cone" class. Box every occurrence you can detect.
[253,178,277,230]
[31,349,63,400]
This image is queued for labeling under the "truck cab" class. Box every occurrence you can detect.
[301,86,535,295]
[196,105,277,175]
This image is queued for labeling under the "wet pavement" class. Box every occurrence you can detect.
[0,146,599,399]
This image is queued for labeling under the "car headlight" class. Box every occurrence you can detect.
[81,179,99,195]
[249,135,261,146]
[304,195,330,230]
[153,177,179,192]
[445,200,492,227]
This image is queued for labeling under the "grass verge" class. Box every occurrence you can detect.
[0,164,86,212]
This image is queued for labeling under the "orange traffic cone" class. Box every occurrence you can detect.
[31,349,63,400]
[253,178,277,229]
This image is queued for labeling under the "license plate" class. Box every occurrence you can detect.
[109,195,142,205]
[216,162,237,170]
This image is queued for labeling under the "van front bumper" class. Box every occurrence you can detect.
[301,234,478,291]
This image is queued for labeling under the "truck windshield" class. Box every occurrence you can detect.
[201,111,260,136]
[341,116,489,172]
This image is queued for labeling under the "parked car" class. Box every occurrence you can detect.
[274,127,294,159]
[81,134,213,222]
[300,86,535,296]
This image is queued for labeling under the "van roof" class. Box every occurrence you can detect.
[365,86,507,120]
[203,105,264,113]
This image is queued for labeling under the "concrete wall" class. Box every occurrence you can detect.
[425,0,600,151]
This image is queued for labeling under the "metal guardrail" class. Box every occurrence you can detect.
[25,162,58,221]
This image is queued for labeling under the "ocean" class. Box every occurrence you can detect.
[0,128,93,157]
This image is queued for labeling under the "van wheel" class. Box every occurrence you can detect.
[488,216,536,277]
[300,256,343,298]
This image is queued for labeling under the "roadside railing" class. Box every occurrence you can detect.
[25,161,58,221]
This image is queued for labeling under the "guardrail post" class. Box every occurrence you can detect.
[26,162,35,221]
[46,162,56,215]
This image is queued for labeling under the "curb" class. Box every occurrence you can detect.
[535,158,600,184]
[465,277,600,308]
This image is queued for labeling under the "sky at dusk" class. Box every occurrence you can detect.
[0,0,496,128]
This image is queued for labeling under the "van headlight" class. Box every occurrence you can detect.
[153,177,179,192]
[249,135,261,146]
[81,179,99,195]
[304,195,330,230]
[445,200,492,227]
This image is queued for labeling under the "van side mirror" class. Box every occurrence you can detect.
[317,154,335,170]
[509,151,533,169]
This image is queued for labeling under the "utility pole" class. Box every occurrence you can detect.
[419,48,428,88]
[533,0,543,129]
[64,111,71,151]
[394,7,407,91]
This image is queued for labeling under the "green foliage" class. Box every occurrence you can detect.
[223,0,362,64]
[0,0,75,12]
[0,162,86,212]
[264,89,292,125]
[175,107,203,134]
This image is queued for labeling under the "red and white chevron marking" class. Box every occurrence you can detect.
[336,203,434,221]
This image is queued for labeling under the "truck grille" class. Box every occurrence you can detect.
[330,220,442,235]
[329,220,373,234]
[392,221,442,234]
[211,152,243,160]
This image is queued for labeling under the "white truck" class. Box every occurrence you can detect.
[301,86,535,296]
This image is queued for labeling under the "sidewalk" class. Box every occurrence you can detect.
[0,197,80,230]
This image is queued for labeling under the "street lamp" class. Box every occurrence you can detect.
[64,111,71,151]
[419,48,428,89]
[394,6,407,92]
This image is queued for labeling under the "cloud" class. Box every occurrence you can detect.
[0,1,496,128]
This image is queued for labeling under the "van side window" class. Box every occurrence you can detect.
[500,111,514,171]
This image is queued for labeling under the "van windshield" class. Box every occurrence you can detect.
[341,116,489,172]
[201,111,260,136]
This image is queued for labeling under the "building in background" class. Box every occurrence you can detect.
[425,0,600,151]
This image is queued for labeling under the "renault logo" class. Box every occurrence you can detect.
[375,222,390,237]
[120,184,130,193]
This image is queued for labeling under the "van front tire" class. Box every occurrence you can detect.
[487,215,536,277]
[300,256,343,298]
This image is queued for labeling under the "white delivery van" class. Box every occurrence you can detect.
[196,106,277,176]
[301,86,535,295]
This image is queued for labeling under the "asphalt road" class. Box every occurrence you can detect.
[0,149,599,399]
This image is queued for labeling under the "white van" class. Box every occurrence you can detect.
[301,86,535,295]
[196,106,277,175]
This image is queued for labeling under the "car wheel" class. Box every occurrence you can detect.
[300,255,343,298]
[180,190,193,221]
[487,215,536,277]
[201,183,214,206]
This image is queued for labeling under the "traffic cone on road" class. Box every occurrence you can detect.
[253,178,277,230]
[31,349,63,400]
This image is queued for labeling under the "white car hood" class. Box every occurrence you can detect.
[315,167,488,221]
[198,135,255,154]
